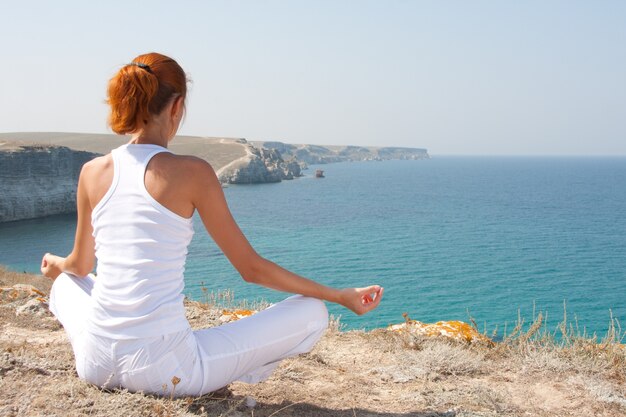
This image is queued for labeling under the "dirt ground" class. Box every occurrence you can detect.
[1,267,625,417]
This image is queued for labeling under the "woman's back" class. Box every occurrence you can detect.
[88,144,194,339]
[42,51,381,397]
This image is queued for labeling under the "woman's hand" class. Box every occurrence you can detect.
[41,253,66,280]
[337,285,384,315]
[188,159,385,315]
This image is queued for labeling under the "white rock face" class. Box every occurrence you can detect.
[259,141,430,164]
[217,143,302,184]
[0,145,98,223]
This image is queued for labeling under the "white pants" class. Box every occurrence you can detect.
[49,273,328,397]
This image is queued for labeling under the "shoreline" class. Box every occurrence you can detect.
[0,132,429,223]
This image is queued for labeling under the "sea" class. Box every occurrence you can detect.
[1,156,624,337]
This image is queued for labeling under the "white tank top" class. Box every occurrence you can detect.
[87,144,194,339]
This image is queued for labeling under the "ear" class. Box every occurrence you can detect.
[171,96,184,118]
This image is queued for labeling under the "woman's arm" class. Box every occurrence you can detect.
[41,163,96,279]
[189,158,383,315]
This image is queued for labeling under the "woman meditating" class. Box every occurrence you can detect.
[41,52,383,396]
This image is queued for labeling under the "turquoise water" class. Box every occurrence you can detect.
[1,157,625,336]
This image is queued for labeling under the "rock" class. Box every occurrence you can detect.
[261,141,297,155]
[0,284,46,303]
[260,141,430,165]
[1,283,51,318]
[283,159,302,179]
[377,146,429,160]
[217,143,302,184]
[16,298,49,317]
[245,396,256,408]
[0,145,99,222]
[388,319,492,345]
[218,308,257,323]
[218,139,431,183]
[338,145,372,160]
[294,145,344,165]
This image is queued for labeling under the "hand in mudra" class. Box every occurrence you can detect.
[40,253,65,280]
[338,285,384,315]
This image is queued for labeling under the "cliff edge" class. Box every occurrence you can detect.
[257,141,430,165]
[1,267,625,417]
[0,133,430,222]
[216,139,302,184]
[0,144,99,223]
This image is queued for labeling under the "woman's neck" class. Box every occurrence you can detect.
[128,98,181,147]
[129,123,171,148]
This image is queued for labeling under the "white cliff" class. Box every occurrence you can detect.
[0,145,98,222]
[216,140,302,184]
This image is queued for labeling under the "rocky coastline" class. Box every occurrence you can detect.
[216,140,430,184]
[257,141,430,165]
[0,133,429,223]
[216,139,303,184]
[0,145,99,223]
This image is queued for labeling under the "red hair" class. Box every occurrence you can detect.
[106,52,188,135]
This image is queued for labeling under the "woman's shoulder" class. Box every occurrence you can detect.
[81,154,113,177]
[155,152,217,176]
[150,153,220,191]
[147,153,221,211]
[78,154,115,208]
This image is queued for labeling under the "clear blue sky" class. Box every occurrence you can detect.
[1,1,624,155]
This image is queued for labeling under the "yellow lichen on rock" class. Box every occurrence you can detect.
[1,284,47,303]
[219,309,256,323]
[388,318,492,344]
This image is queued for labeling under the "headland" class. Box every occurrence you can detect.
[0,132,429,223]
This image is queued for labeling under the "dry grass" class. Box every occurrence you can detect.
[0,266,52,293]
[1,267,625,416]
[198,284,272,313]
[489,304,626,382]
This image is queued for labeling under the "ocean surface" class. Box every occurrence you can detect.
[1,157,625,336]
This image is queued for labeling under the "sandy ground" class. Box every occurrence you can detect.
[0,132,247,171]
[1,267,625,417]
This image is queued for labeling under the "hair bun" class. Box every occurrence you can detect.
[107,53,187,135]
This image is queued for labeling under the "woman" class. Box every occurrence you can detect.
[41,52,383,397]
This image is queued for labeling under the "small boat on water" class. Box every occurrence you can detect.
[315,169,325,178]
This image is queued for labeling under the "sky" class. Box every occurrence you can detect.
[1,1,625,155]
